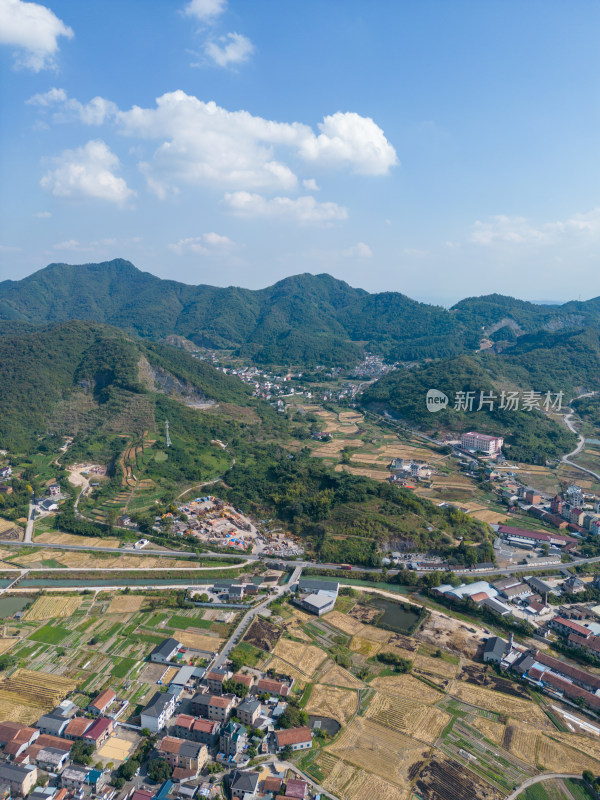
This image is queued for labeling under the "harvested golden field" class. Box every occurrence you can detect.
[328,716,430,790]
[469,508,510,524]
[176,631,224,651]
[305,684,358,725]
[107,595,145,614]
[265,656,307,686]
[537,734,600,773]
[272,638,328,677]
[471,715,505,745]
[0,639,17,655]
[0,519,22,537]
[504,722,539,764]
[335,465,389,481]
[0,668,76,723]
[365,691,450,744]
[35,531,122,548]
[319,661,364,689]
[161,666,179,683]
[547,730,600,762]
[325,610,363,635]
[449,681,548,725]
[24,594,81,620]
[413,653,458,679]
[348,635,382,657]
[370,673,444,704]
[314,439,364,457]
[325,759,410,800]
[339,411,364,424]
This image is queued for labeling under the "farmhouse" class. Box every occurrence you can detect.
[88,689,116,716]
[63,717,92,740]
[0,763,38,796]
[82,717,113,748]
[274,727,312,752]
[150,638,181,664]
[237,699,261,727]
[140,692,176,733]
[157,736,208,773]
[483,636,510,664]
[229,770,259,799]
[256,678,292,698]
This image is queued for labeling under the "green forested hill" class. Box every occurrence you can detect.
[362,328,600,462]
[6,259,599,367]
[0,320,251,453]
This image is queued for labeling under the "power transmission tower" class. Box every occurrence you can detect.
[165,420,171,448]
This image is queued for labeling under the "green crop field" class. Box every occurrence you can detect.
[168,614,212,630]
[29,624,70,644]
[111,657,138,678]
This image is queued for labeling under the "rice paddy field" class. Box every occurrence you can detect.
[288,595,600,800]
[0,588,243,722]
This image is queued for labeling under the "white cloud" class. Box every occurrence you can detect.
[470,209,600,246]
[184,0,226,22]
[169,232,236,255]
[34,210,52,218]
[0,244,21,252]
[224,191,347,224]
[403,247,429,257]
[40,139,135,206]
[302,178,319,191]
[0,0,73,71]
[205,32,254,67]
[299,112,398,175]
[115,91,397,194]
[27,87,118,125]
[53,239,85,251]
[343,242,373,258]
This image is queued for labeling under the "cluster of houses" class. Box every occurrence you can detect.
[388,459,432,485]
[0,689,127,798]
[0,465,12,495]
[434,575,556,619]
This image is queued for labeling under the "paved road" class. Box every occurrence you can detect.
[24,504,34,543]
[212,564,303,669]
[562,392,600,482]
[506,773,582,800]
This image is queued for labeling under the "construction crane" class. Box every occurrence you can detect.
[165,419,171,448]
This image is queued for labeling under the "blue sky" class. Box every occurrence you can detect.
[1,0,599,304]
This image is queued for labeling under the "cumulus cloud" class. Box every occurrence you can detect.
[299,112,398,175]
[184,0,226,21]
[34,210,52,218]
[114,91,397,194]
[204,32,254,67]
[169,232,236,255]
[27,87,118,125]
[224,191,347,224]
[0,0,73,71]
[470,209,600,246]
[40,139,135,206]
[302,178,319,191]
[343,242,373,258]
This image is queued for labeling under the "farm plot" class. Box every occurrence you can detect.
[272,638,328,677]
[471,715,506,746]
[365,691,450,744]
[318,660,364,689]
[325,610,364,636]
[414,653,458,679]
[107,595,145,614]
[35,531,122,548]
[449,681,549,725]
[314,439,364,457]
[266,657,308,686]
[24,594,81,621]
[503,722,540,764]
[243,617,281,651]
[323,758,410,800]
[176,631,224,651]
[335,465,389,481]
[537,734,600,773]
[0,639,17,655]
[305,684,358,725]
[349,635,382,657]
[0,668,76,723]
[327,716,430,791]
[413,754,505,800]
[546,731,600,763]
[370,673,444,704]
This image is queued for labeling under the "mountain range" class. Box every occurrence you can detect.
[2,259,600,365]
